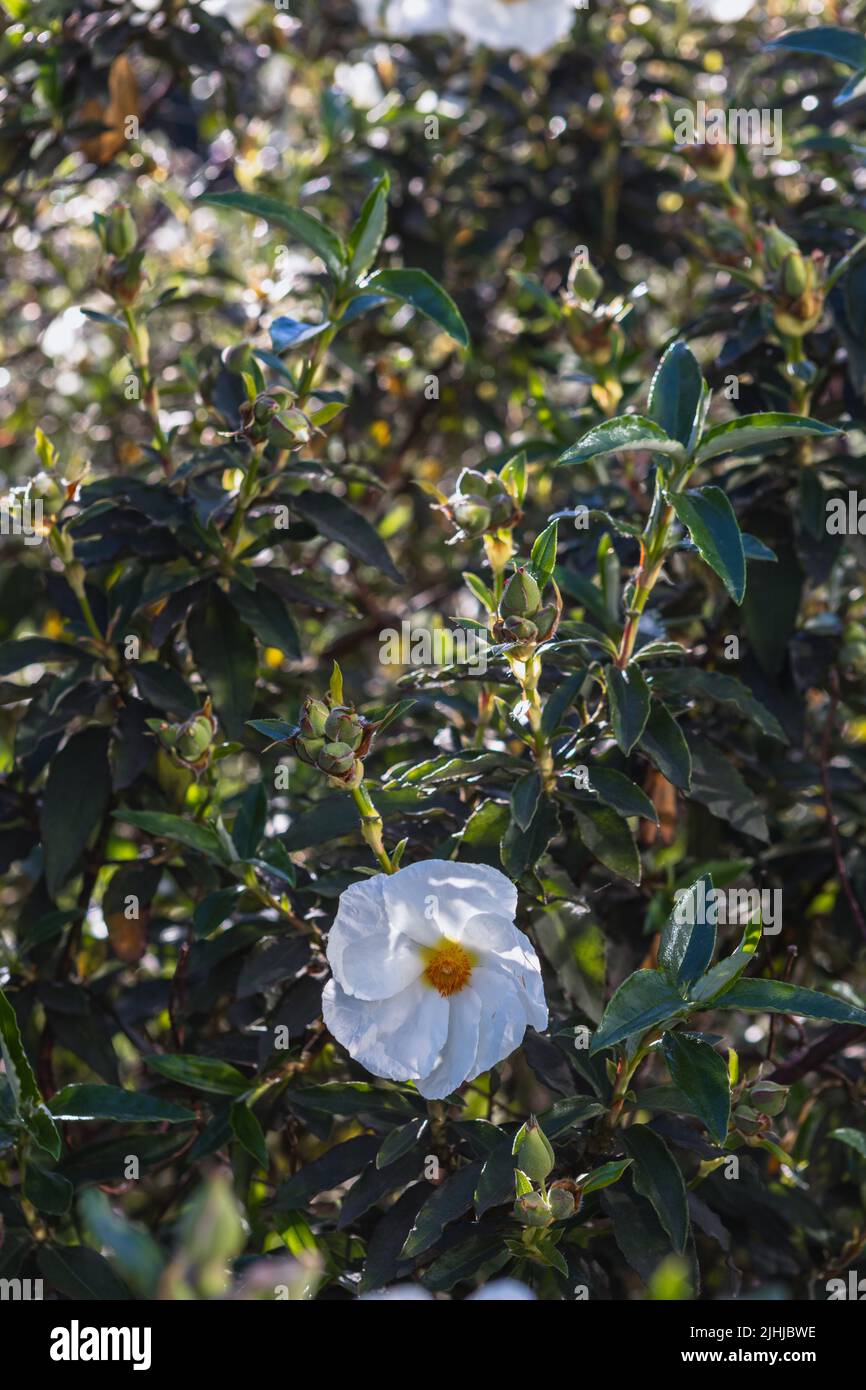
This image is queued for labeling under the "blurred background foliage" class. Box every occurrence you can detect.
[1,0,866,1302]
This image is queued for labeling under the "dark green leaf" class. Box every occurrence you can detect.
[696,412,837,464]
[198,191,345,279]
[658,874,716,987]
[590,766,658,822]
[188,587,257,740]
[668,486,746,605]
[638,702,692,790]
[48,1084,194,1124]
[348,173,390,282]
[647,341,705,449]
[401,1162,482,1259]
[574,803,641,884]
[143,1054,249,1096]
[621,1124,689,1253]
[113,811,227,861]
[511,770,542,832]
[607,664,651,754]
[38,1244,131,1300]
[556,415,684,468]
[229,1100,268,1167]
[713,979,866,1027]
[662,1032,731,1145]
[41,728,111,899]
[292,490,403,583]
[366,268,469,347]
[590,971,687,1055]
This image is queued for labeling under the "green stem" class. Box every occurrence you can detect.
[352,782,395,874]
[123,306,171,469]
[520,652,556,792]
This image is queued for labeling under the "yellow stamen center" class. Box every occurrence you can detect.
[421,938,475,997]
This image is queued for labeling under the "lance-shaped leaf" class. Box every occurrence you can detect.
[556,415,685,468]
[713,979,866,1027]
[347,173,390,282]
[0,987,61,1159]
[589,970,688,1055]
[529,518,558,587]
[695,413,838,464]
[365,268,469,347]
[647,341,705,450]
[767,26,866,71]
[197,191,346,280]
[607,663,651,753]
[621,1124,689,1253]
[638,702,692,790]
[668,485,746,604]
[688,918,762,1006]
[662,1032,731,1145]
[658,874,716,987]
[575,803,641,885]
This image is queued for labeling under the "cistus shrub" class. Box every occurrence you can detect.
[1,0,866,1306]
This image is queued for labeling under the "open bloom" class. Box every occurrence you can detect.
[322,860,547,1099]
[356,0,578,58]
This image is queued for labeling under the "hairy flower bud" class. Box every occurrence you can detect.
[514,1190,553,1227]
[147,700,218,774]
[761,223,799,272]
[500,568,541,620]
[749,1080,789,1117]
[548,1179,581,1220]
[512,1116,555,1184]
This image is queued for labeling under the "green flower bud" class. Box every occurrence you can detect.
[299,698,329,739]
[103,204,137,257]
[749,1080,789,1117]
[324,709,364,750]
[781,251,809,298]
[253,394,282,425]
[175,714,217,764]
[548,1181,579,1221]
[762,223,798,271]
[568,254,603,304]
[500,568,541,620]
[512,1116,555,1185]
[317,740,356,777]
[452,495,492,537]
[514,1191,553,1228]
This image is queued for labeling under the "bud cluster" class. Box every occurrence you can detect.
[560,250,627,410]
[146,699,219,774]
[238,391,312,450]
[95,203,144,304]
[512,1118,582,1229]
[492,566,561,658]
[292,693,374,790]
[760,224,825,338]
[442,466,522,541]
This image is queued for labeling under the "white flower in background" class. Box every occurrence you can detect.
[356,0,578,57]
[453,0,578,57]
[361,1277,536,1299]
[357,0,449,38]
[688,0,754,21]
[322,860,547,1100]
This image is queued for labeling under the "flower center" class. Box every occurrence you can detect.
[421,938,475,997]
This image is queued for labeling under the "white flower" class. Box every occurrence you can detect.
[360,1277,536,1299]
[322,860,547,1100]
[356,0,450,38]
[688,0,754,21]
[356,0,578,57]
[452,0,578,57]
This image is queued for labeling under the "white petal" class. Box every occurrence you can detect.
[415,987,482,1099]
[383,860,517,948]
[323,977,449,1080]
[483,930,548,1032]
[327,872,423,1000]
[460,910,526,955]
[453,0,576,57]
[470,965,532,1076]
[468,1278,536,1301]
